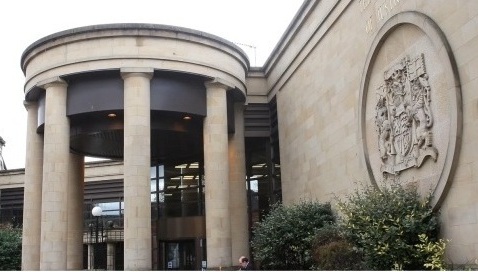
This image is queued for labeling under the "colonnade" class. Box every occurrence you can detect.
[21,71,249,270]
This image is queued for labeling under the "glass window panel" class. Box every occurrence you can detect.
[151,193,156,203]
[101,210,120,216]
[153,162,204,218]
[167,243,180,269]
[96,202,121,216]
[249,179,258,192]
[98,202,118,211]
[157,192,165,203]
[150,167,157,178]
[151,179,157,193]
[158,165,164,178]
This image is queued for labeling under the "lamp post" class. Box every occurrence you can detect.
[92,206,103,270]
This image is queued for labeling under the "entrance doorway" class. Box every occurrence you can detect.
[162,240,196,270]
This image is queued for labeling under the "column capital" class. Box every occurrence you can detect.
[120,67,154,80]
[233,101,246,108]
[204,78,234,90]
[23,100,38,111]
[37,77,67,90]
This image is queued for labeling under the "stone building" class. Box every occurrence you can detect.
[0,0,477,270]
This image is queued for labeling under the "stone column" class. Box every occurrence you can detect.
[121,68,153,270]
[203,79,231,268]
[21,101,43,270]
[229,102,249,262]
[39,77,70,270]
[107,242,116,270]
[67,153,84,270]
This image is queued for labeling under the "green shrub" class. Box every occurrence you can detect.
[0,224,22,270]
[251,201,335,270]
[337,182,446,270]
[312,225,364,270]
[313,224,343,247]
[314,240,364,270]
[415,234,448,270]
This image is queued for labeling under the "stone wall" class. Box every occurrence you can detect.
[272,0,478,265]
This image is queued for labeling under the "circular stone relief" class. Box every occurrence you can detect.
[358,11,462,209]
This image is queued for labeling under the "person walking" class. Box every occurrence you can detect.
[239,256,253,270]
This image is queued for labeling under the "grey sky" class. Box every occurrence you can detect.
[0,0,304,169]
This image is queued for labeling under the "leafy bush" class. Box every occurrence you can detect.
[312,224,343,247]
[337,182,446,270]
[312,224,364,270]
[0,224,22,270]
[415,234,448,270]
[251,201,335,270]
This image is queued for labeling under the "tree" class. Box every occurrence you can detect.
[251,201,334,270]
[0,224,22,270]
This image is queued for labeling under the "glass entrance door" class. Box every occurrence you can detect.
[163,240,196,270]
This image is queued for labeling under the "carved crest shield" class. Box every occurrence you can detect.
[393,103,411,158]
[375,54,438,175]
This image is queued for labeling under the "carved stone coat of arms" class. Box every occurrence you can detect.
[375,54,438,175]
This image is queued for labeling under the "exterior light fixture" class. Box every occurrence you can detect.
[107,113,116,118]
[91,206,103,270]
[92,206,103,217]
[183,116,191,120]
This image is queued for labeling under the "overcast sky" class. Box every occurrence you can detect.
[0,0,304,169]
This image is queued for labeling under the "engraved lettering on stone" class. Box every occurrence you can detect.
[359,0,372,12]
[363,0,403,34]
[375,54,438,175]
